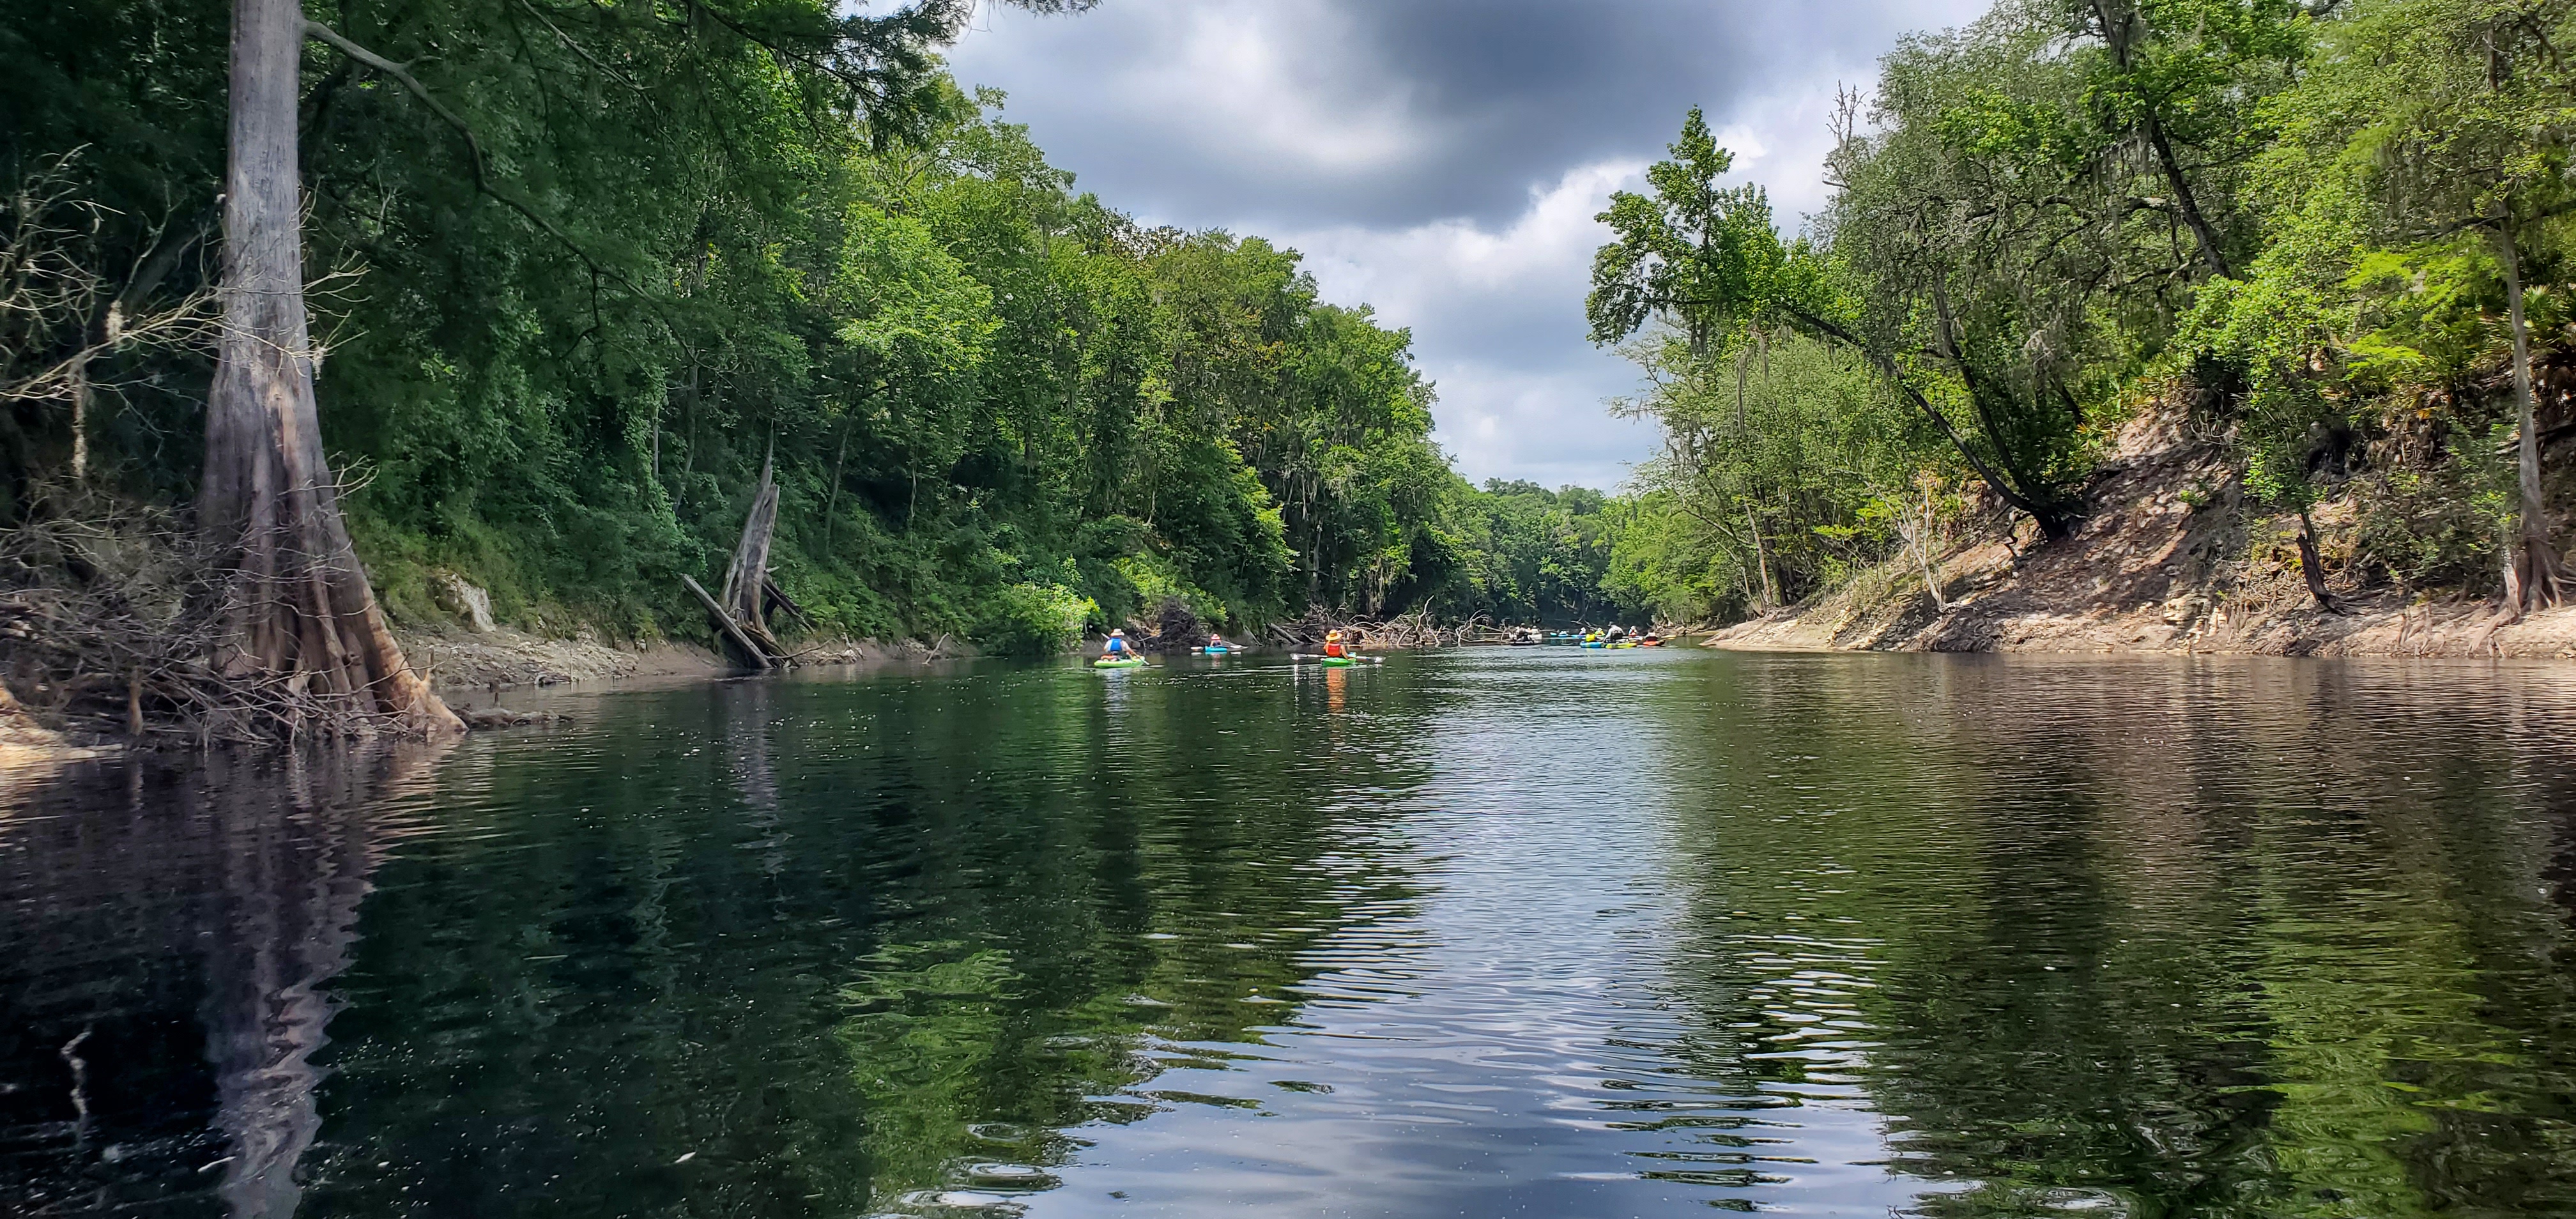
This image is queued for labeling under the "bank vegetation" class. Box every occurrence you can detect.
[1591,0,2576,647]
[0,0,1636,742]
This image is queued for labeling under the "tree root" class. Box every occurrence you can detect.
[0,488,450,745]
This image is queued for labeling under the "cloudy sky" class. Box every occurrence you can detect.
[944,0,1990,490]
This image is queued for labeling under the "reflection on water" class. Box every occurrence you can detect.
[1,745,449,1216]
[1639,657,2576,1219]
[3,652,2575,1217]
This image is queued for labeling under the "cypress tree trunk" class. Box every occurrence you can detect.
[201,0,458,734]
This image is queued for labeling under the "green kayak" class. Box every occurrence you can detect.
[1093,657,1146,670]
[1320,656,1354,667]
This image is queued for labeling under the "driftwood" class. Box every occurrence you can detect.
[682,574,772,670]
[457,705,572,730]
[0,490,449,744]
[720,454,778,624]
[717,452,788,656]
[689,454,799,669]
[763,575,816,632]
[1264,606,1494,650]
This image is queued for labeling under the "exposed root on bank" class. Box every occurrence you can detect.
[0,490,450,744]
[1698,402,2576,659]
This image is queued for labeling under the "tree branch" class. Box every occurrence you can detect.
[1781,304,2058,528]
[301,19,646,302]
[512,0,654,99]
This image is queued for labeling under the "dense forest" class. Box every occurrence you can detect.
[1594,0,2575,626]
[13,0,2563,734]
[0,0,1632,727]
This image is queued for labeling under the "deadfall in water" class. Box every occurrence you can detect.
[6,648,2576,1218]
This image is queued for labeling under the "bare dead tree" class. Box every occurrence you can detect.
[1,152,218,484]
[1898,473,1951,612]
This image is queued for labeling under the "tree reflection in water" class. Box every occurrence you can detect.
[1,742,449,1216]
[4,654,2572,1218]
[1641,656,2576,1218]
[284,666,1429,1216]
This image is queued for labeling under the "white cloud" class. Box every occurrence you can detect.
[1286,160,1639,312]
[946,0,2001,488]
[1076,1,1425,177]
[1711,77,1866,232]
[1272,161,1652,489]
[958,0,1432,193]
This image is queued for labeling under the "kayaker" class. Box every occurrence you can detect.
[1604,624,1626,643]
[1322,629,1347,659]
[1207,632,1229,650]
[1103,628,1131,659]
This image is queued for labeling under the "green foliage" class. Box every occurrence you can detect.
[1615,331,1943,608]
[2171,0,2576,574]
[1602,490,1749,623]
[974,578,1096,657]
[2350,443,2510,588]
[1602,0,2576,618]
[1587,107,1788,355]
[1438,479,1629,624]
[1,3,1460,643]
[1821,6,2218,535]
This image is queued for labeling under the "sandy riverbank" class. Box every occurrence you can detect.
[1703,409,2576,660]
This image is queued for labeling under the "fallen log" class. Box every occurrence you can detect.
[763,574,817,632]
[682,574,774,670]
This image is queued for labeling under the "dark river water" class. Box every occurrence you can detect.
[6,649,2576,1218]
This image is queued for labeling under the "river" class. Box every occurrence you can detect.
[5,649,2575,1217]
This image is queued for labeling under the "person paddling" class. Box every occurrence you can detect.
[1322,629,1348,659]
[1103,628,1132,660]
[1207,632,1229,650]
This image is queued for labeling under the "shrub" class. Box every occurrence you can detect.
[974,582,1096,657]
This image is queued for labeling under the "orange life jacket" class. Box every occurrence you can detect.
[1322,640,1346,657]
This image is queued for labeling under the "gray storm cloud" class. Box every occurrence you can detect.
[946,0,1988,488]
